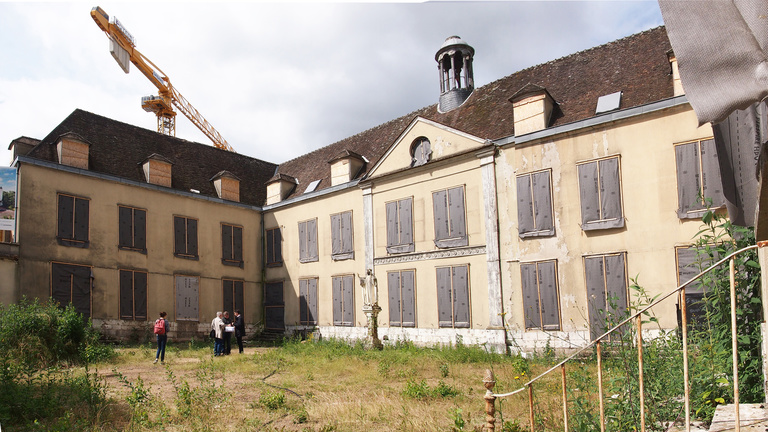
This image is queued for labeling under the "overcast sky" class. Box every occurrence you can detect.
[0,1,664,166]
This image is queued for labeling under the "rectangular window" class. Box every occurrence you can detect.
[175,275,199,321]
[433,186,468,248]
[436,265,470,328]
[298,219,319,263]
[173,216,198,259]
[520,260,561,330]
[299,278,319,325]
[332,275,354,326]
[516,170,555,238]
[222,279,244,316]
[265,227,283,267]
[577,156,624,230]
[221,223,244,267]
[265,281,285,330]
[386,197,414,254]
[331,211,354,260]
[51,262,91,318]
[57,193,89,247]
[675,138,725,218]
[118,205,146,252]
[388,269,416,327]
[584,253,627,341]
[120,269,148,321]
[676,245,719,324]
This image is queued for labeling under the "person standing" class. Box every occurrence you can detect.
[211,311,225,356]
[153,311,169,364]
[233,310,245,354]
[222,311,233,355]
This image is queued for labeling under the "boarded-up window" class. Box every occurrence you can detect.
[175,275,199,321]
[520,260,560,330]
[386,198,414,254]
[436,265,470,328]
[388,270,416,327]
[57,193,89,247]
[577,157,624,230]
[332,275,354,326]
[222,279,244,316]
[331,211,354,260]
[675,138,725,218]
[676,246,719,324]
[173,216,198,259]
[433,186,468,248]
[118,206,147,252]
[51,262,91,318]
[120,269,148,321]
[517,170,554,238]
[584,254,627,341]
[298,219,319,263]
[265,227,282,267]
[221,223,244,267]
[265,281,285,330]
[411,137,432,167]
[299,278,318,325]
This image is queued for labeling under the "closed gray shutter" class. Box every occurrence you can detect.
[341,211,353,254]
[308,219,318,261]
[433,190,449,240]
[332,276,343,325]
[585,256,606,341]
[605,254,627,318]
[266,229,274,263]
[436,267,453,327]
[578,162,600,224]
[307,278,317,324]
[118,206,132,247]
[74,198,89,242]
[274,229,282,263]
[331,214,341,255]
[58,195,74,240]
[187,219,198,256]
[400,199,413,250]
[342,275,354,326]
[299,221,307,261]
[234,280,244,315]
[521,263,541,329]
[386,201,398,247]
[532,171,553,234]
[222,225,233,260]
[134,271,147,320]
[175,276,199,320]
[70,265,91,318]
[452,265,470,328]
[388,271,401,326]
[174,217,186,254]
[517,175,534,235]
[676,143,700,216]
[677,246,703,293]
[51,262,72,308]
[233,226,243,262]
[264,282,284,330]
[299,279,308,323]
[134,209,146,250]
[700,139,726,207]
[402,270,416,327]
[538,261,560,330]
[448,187,466,239]
[599,158,622,220]
[119,269,133,319]
[223,279,234,313]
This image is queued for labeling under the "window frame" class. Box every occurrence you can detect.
[674,137,726,219]
[332,274,355,327]
[298,218,319,263]
[118,205,147,253]
[221,223,244,268]
[388,269,416,327]
[583,252,628,341]
[520,260,561,331]
[516,169,555,238]
[385,197,415,254]
[119,269,148,321]
[51,261,92,318]
[432,185,468,248]
[436,264,470,328]
[57,193,90,248]
[265,227,283,267]
[576,156,625,231]
[299,277,319,325]
[330,211,354,261]
[173,215,199,260]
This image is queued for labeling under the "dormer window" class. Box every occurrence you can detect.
[266,173,298,205]
[211,171,240,202]
[510,84,555,136]
[411,137,432,167]
[56,133,90,169]
[141,154,173,187]
[328,150,366,187]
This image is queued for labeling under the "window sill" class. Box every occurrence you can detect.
[222,259,244,268]
[266,262,283,268]
[119,245,147,254]
[518,229,555,239]
[174,253,199,261]
[58,238,89,248]
[434,237,469,248]
[332,252,354,261]
[299,258,319,263]
[386,244,415,254]
[581,218,624,231]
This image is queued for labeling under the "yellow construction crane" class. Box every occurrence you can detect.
[90,6,235,152]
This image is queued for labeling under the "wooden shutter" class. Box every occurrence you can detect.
[531,171,553,233]
[341,211,353,254]
[309,219,318,261]
[187,219,198,256]
[386,201,398,247]
[342,275,354,326]
[517,175,534,235]
[74,198,89,242]
[700,139,725,207]
[521,263,541,329]
[604,254,627,317]
[331,214,341,255]
[173,217,186,254]
[134,271,147,320]
[223,279,234,312]
[433,190,449,240]
[578,162,600,224]
[401,270,416,327]
[233,226,243,262]
[399,199,413,248]
[134,209,146,250]
[71,264,91,318]
[599,158,622,220]
[585,256,607,340]
[118,206,132,247]
[307,278,317,324]
[234,280,244,315]
[299,279,308,324]
[538,261,560,330]
[273,228,282,264]
[436,267,453,327]
[676,142,700,216]
[448,187,466,239]
[332,277,343,325]
[58,195,74,240]
[388,271,401,326]
[452,265,470,328]
[119,269,134,319]
[222,224,233,260]
[175,276,199,321]
[51,262,72,308]
[298,221,307,261]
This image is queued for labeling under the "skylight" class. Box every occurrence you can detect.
[304,180,320,194]
[596,91,622,114]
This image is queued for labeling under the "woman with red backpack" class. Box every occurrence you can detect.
[153,311,170,364]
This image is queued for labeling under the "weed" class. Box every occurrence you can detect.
[440,363,450,378]
[259,389,286,410]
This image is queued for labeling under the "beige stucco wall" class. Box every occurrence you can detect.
[496,104,714,345]
[16,163,263,333]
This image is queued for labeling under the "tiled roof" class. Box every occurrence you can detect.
[276,26,673,201]
[26,109,278,206]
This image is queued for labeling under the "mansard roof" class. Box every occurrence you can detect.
[25,109,278,206]
[274,26,673,201]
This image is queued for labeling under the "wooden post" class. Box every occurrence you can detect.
[484,369,496,431]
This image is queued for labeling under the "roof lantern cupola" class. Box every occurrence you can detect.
[436,35,475,113]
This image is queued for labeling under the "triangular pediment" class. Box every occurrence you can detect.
[365,117,485,179]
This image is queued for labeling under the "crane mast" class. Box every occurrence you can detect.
[90,6,235,152]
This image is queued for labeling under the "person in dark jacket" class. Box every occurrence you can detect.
[233,310,245,354]
[222,311,233,355]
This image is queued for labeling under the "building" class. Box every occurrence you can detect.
[4,26,722,352]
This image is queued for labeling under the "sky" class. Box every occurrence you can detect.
[0,1,664,166]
